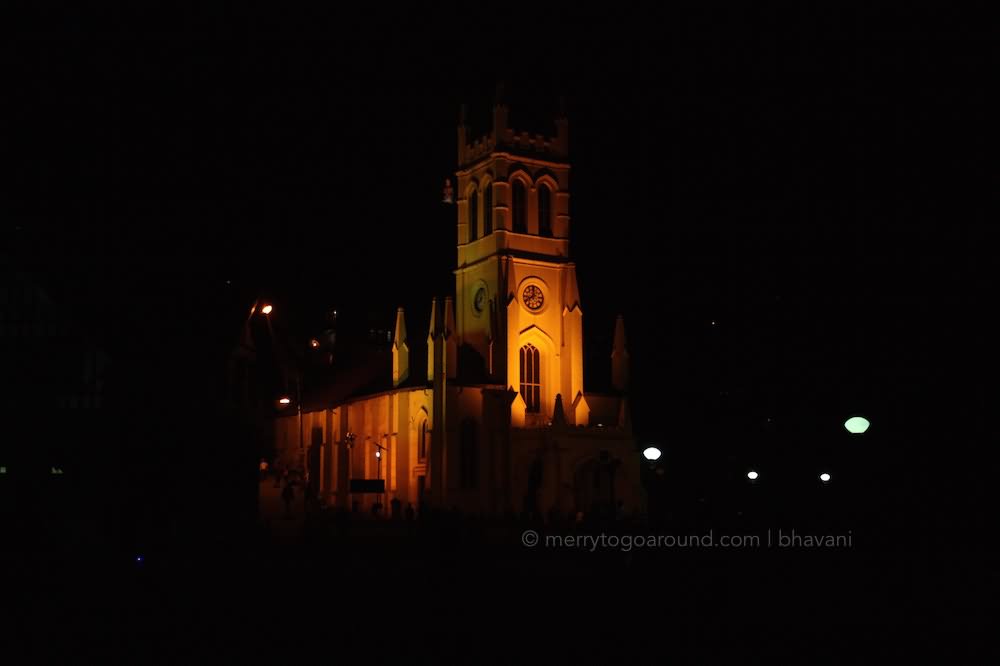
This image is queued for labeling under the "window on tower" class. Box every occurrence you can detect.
[519,343,541,413]
[468,189,478,242]
[483,182,493,235]
[512,180,527,233]
[538,184,552,237]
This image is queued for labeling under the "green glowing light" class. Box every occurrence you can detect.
[844,416,870,434]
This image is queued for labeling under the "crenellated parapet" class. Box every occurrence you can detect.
[458,95,568,170]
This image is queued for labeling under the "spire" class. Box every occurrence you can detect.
[392,307,409,387]
[551,393,567,429]
[617,396,631,431]
[564,266,581,312]
[571,391,591,427]
[611,315,629,392]
[427,297,440,340]
[393,307,408,348]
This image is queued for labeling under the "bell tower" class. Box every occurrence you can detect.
[454,92,587,425]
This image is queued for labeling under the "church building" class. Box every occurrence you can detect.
[271,99,642,517]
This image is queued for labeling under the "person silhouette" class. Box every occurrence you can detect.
[391,497,402,520]
[282,481,295,519]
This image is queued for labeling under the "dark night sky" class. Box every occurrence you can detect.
[5,8,995,508]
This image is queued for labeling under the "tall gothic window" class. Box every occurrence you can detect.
[468,190,478,242]
[512,180,527,233]
[519,343,540,413]
[483,182,493,235]
[419,421,427,459]
[538,184,552,237]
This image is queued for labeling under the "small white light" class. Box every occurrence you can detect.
[844,416,870,434]
[820,473,831,483]
[278,397,291,405]
[747,470,759,480]
[261,304,273,315]
[642,447,662,461]
[0,466,6,474]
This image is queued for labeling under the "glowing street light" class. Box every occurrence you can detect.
[375,450,381,459]
[819,473,831,483]
[261,304,273,315]
[278,397,291,405]
[747,470,759,481]
[844,416,870,434]
[642,447,662,462]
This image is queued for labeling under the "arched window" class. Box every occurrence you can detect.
[519,343,540,413]
[419,421,428,460]
[483,182,493,235]
[460,419,478,489]
[538,184,552,237]
[512,180,527,233]
[468,189,478,242]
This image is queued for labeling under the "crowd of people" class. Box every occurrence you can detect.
[259,457,635,528]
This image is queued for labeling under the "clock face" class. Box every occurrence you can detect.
[473,287,486,314]
[522,285,544,311]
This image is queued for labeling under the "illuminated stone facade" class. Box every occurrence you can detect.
[274,102,642,517]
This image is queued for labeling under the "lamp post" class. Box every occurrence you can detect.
[295,374,303,472]
[369,433,395,516]
[278,375,304,474]
[265,302,309,482]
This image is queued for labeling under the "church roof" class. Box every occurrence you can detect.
[301,330,429,412]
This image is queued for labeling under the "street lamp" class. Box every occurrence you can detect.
[819,472,831,483]
[277,376,304,472]
[747,470,759,481]
[368,434,395,516]
[844,415,870,434]
[261,304,273,315]
[642,446,662,462]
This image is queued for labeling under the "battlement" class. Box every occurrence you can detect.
[458,100,568,169]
